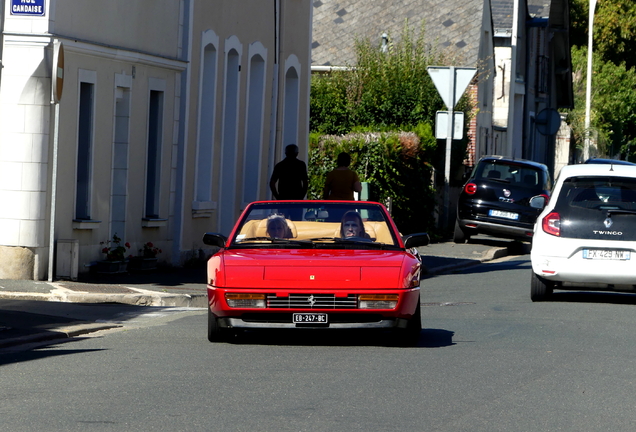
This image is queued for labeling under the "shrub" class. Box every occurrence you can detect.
[309,126,437,234]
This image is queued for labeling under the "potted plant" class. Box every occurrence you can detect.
[128,242,161,271]
[96,234,130,273]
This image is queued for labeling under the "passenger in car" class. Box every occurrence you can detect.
[340,211,370,239]
[266,215,292,239]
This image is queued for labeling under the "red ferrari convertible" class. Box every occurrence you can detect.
[202,200,429,344]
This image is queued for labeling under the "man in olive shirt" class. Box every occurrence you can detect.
[323,152,362,200]
[269,144,308,200]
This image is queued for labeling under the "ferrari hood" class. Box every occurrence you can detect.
[217,249,413,289]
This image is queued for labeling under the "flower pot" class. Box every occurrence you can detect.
[95,260,128,274]
[128,257,158,271]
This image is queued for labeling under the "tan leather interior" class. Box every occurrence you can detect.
[238,219,396,244]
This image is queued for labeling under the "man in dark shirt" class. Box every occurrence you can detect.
[269,144,308,200]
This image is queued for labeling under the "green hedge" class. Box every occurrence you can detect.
[309,126,438,235]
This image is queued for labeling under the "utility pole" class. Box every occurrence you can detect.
[584,0,598,161]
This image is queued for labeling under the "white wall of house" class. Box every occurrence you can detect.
[0,0,312,279]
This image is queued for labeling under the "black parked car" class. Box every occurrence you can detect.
[454,156,551,243]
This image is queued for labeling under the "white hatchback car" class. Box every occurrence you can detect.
[531,163,636,301]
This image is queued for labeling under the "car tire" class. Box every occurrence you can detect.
[453,221,469,244]
[530,271,554,302]
[207,309,227,342]
[394,300,422,347]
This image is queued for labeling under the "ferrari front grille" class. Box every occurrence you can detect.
[266,293,357,309]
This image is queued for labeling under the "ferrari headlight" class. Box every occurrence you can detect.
[225,293,266,308]
[358,294,398,309]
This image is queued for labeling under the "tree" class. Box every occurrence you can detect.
[568,0,636,159]
[310,22,460,134]
[569,47,636,157]
[570,0,636,70]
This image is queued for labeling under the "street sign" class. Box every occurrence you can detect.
[52,41,64,103]
[428,66,476,109]
[435,111,464,140]
[10,0,45,16]
[427,65,477,233]
[535,108,561,135]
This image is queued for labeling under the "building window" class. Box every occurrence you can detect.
[196,43,218,203]
[146,90,164,219]
[242,47,266,205]
[282,55,300,156]
[76,81,94,220]
[111,77,132,238]
[218,36,242,235]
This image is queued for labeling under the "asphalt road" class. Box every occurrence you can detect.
[3,254,636,431]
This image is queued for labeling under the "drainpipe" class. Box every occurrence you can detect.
[172,0,194,266]
[267,0,281,197]
[506,0,520,158]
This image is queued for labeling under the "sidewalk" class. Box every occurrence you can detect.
[0,237,530,349]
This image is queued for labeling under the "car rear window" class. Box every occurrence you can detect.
[475,162,548,188]
[557,176,636,211]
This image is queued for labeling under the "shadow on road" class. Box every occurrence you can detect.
[76,266,207,287]
[214,327,456,348]
[0,339,105,366]
[547,291,636,305]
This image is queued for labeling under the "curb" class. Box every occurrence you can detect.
[0,288,208,308]
[424,246,509,276]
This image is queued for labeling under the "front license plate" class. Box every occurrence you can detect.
[489,209,519,220]
[583,249,631,260]
[293,313,328,324]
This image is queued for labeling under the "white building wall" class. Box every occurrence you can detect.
[0,0,312,279]
[0,34,51,278]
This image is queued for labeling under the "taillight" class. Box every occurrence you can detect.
[542,211,561,236]
[464,183,477,195]
[540,194,550,205]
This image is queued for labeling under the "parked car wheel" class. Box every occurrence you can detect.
[530,271,553,302]
[453,221,468,244]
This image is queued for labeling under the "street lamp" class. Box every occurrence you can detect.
[584,0,597,161]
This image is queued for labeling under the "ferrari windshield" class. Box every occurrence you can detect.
[231,202,399,248]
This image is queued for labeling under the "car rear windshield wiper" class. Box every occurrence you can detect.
[485,177,510,183]
[606,209,636,217]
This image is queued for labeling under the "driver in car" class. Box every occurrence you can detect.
[340,211,370,239]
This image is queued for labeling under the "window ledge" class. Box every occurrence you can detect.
[142,218,168,228]
[192,200,217,218]
[73,219,102,230]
